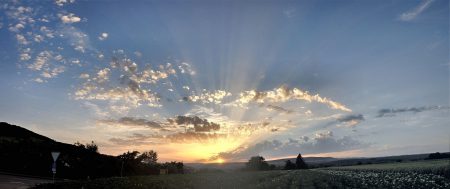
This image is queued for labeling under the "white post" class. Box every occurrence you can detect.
[51,152,60,183]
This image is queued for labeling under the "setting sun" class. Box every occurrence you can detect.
[217,158,225,164]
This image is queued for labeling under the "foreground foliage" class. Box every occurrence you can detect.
[33,159,450,189]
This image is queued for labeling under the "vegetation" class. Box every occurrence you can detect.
[245,156,270,171]
[0,122,183,179]
[284,153,308,170]
[428,152,450,160]
[33,159,450,189]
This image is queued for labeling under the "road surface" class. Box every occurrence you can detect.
[0,174,52,189]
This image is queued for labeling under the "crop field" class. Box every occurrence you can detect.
[33,159,450,189]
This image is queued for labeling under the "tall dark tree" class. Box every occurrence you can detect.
[295,153,308,169]
[284,160,296,170]
[245,156,270,171]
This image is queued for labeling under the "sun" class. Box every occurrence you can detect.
[217,158,225,164]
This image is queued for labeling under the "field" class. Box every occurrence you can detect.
[33,159,450,189]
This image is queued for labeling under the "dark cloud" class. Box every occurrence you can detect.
[166,132,226,143]
[99,117,161,128]
[323,114,365,128]
[337,114,364,123]
[210,131,367,161]
[376,106,450,117]
[210,140,283,161]
[168,115,220,132]
[266,104,294,114]
[109,133,161,146]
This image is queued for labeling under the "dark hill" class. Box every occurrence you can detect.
[0,122,120,179]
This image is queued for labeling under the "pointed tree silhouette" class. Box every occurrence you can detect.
[295,153,308,169]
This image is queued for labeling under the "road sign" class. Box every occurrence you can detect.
[51,152,60,182]
[52,162,56,173]
[51,152,60,161]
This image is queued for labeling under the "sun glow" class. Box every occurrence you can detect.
[217,158,225,164]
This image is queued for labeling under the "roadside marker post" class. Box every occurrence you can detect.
[51,152,60,183]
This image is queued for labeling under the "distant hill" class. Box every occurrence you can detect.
[187,153,450,171]
[268,157,338,167]
[0,122,120,179]
[186,157,337,171]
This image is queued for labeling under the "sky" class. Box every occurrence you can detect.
[0,0,449,163]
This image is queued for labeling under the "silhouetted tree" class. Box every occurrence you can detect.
[86,141,98,153]
[138,150,158,165]
[74,141,98,153]
[245,156,269,171]
[284,160,296,170]
[296,153,308,169]
[161,161,184,174]
[428,152,450,160]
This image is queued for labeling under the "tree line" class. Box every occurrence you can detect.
[244,153,308,171]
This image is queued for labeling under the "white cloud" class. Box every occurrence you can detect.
[71,59,81,65]
[98,32,108,40]
[40,26,55,38]
[79,73,90,79]
[96,68,111,83]
[9,23,25,32]
[398,0,434,21]
[232,85,352,112]
[19,53,31,61]
[178,62,196,75]
[184,90,232,104]
[74,45,85,53]
[55,0,76,6]
[33,34,44,42]
[28,51,52,71]
[60,13,81,23]
[34,78,44,83]
[16,34,29,45]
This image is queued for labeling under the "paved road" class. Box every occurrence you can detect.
[0,174,52,189]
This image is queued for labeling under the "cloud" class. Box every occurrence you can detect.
[33,34,44,42]
[40,26,55,38]
[20,53,31,61]
[183,90,232,104]
[178,62,196,75]
[9,23,25,32]
[266,104,294,114]
[59,26,92,53]
[376,105,449,117]
[98,32,108,40]
[336,114,365,127]
[166,132,226,143]
[98,117,162,129]
[211,130,367,161]
[232,85,351,112]
[60,13,81,23]
[210,140,283,161]
[25,51,66,80]
[398,0,434,21]
[16,34,29,45]
[109,133,161,146]
[168,115,220,132]
[74,58,180,110]
[55,0,76,7]
[79,73,89,79]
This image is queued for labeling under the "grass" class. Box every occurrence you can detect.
[325,158,450,171]
[32,159,450,189]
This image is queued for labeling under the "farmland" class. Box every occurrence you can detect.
[33,159,450,189]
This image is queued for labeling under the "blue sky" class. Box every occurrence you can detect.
[0,0,448,162]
